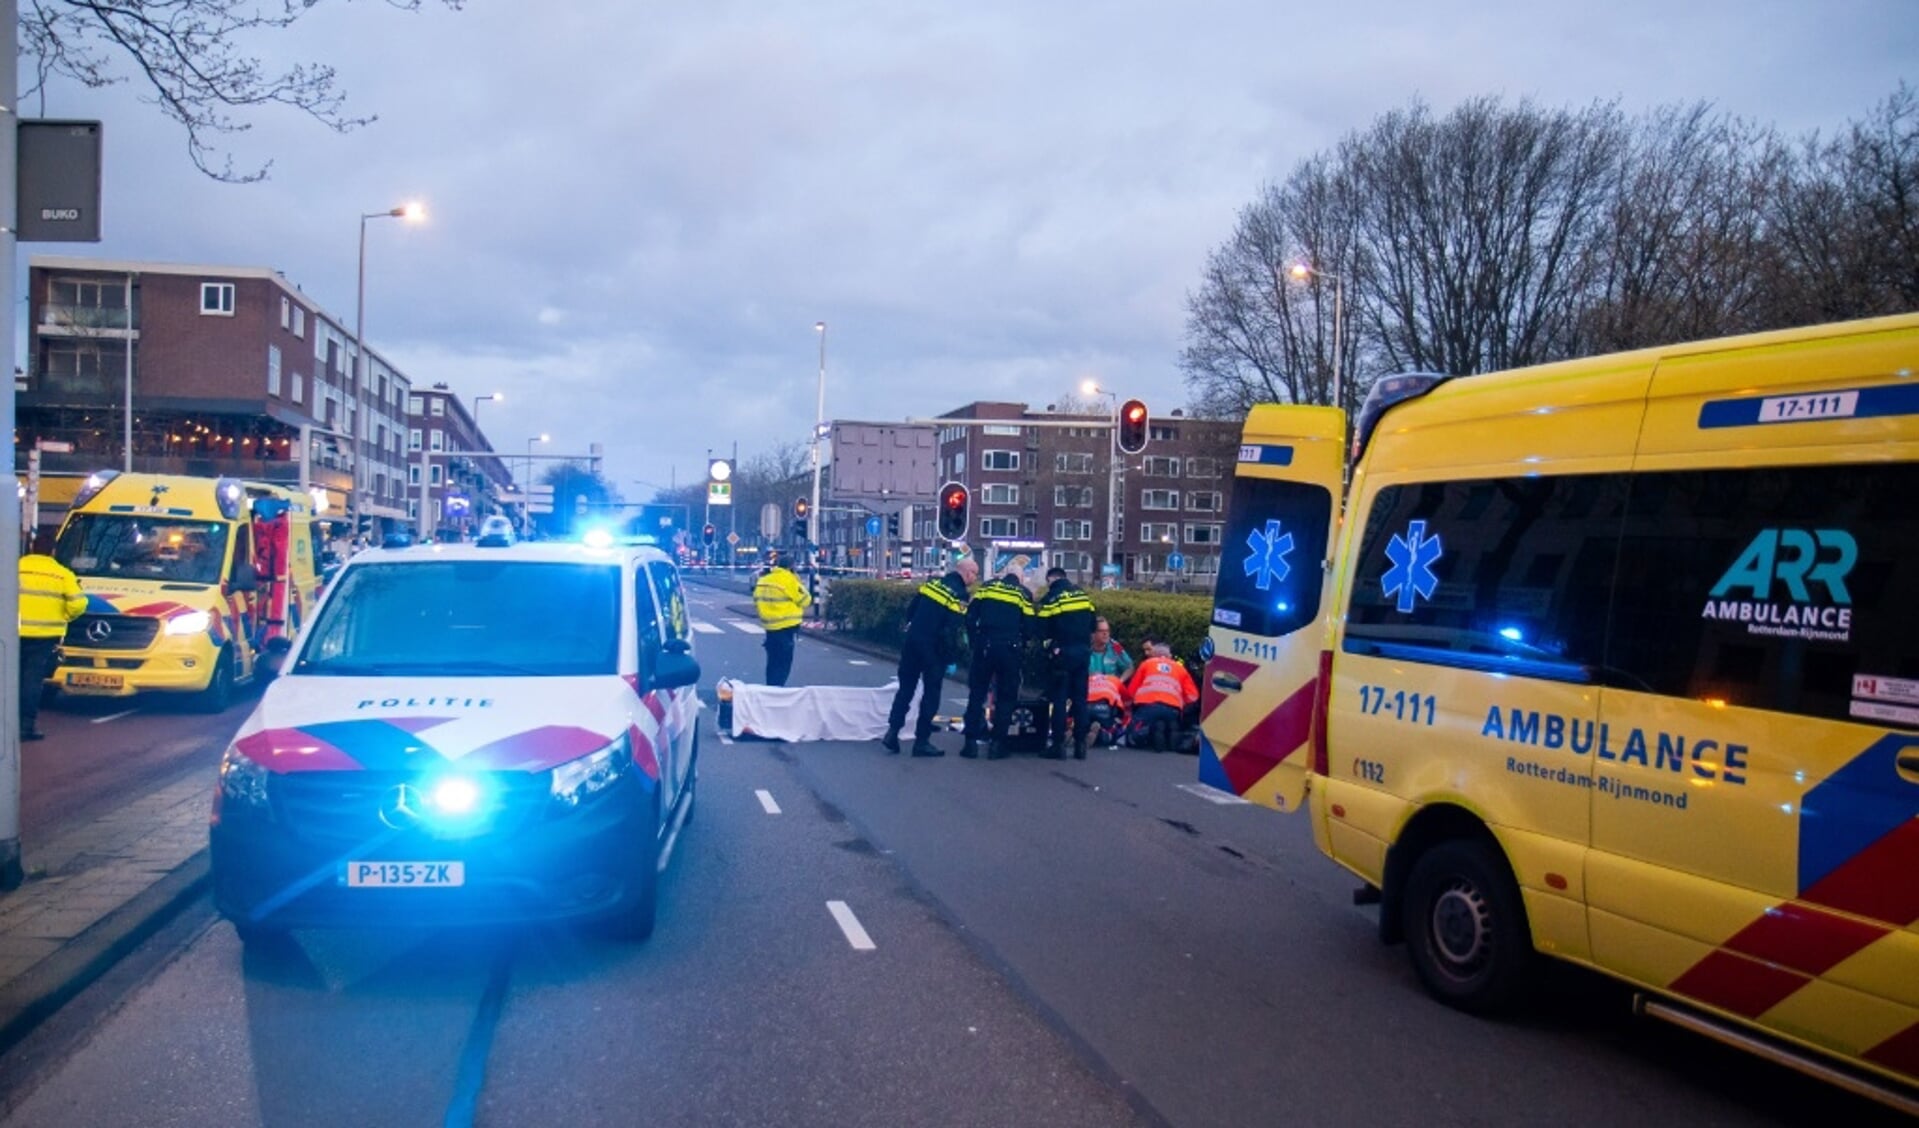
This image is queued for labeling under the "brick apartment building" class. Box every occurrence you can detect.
[16,256,511,538]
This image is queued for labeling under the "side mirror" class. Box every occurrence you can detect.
[230,560,259,593]
[653,651,701,691]
[664,637,692,656]
[259,635,293,679]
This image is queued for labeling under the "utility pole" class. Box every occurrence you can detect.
[3,0,27,889]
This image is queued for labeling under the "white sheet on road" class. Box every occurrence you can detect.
[727,680,941,742]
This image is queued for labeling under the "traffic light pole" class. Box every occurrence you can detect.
[1105,399,1120,578]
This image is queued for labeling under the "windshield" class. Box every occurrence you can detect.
[56,514,231,585]
[294,560,621,677]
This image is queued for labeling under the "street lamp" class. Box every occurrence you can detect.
[1082,380,1122,582]
[355,200,426,529]
[472,392,501,431]
[1288,262,1344,413]
[524,433,550,484]
[809,321,827,555]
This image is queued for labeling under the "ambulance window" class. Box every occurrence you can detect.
[1212,476,1333,637]
[1343,474,1624,682]
[1609,463,1919,727]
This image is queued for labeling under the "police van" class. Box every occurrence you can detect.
[51,471,323,710]
[211,540,701,942]
[1201,313,1918,1110]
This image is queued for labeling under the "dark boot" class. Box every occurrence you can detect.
[911,738,944,758]
[1040,743,1065,760]
[1073,742,1087,760]
[960,739,981,759]
[880,728,901,754]
[986,741,1010,761]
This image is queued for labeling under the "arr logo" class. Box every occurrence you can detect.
[1709,529,1856,605]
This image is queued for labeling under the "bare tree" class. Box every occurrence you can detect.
[22,0,464,182]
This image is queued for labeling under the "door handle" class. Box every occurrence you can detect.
[1897,752,1919,785]
[1211,672,1243,694]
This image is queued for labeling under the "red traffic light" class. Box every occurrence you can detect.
[1118,398,1149,454]
[936,482,969,541]
[702,523,717,544]
[794,497,810,517]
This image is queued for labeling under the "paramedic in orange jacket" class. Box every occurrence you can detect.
[1124,643,1199,753]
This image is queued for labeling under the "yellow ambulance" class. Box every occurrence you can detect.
[1200,313,1918,1110]
[50,471,323,711]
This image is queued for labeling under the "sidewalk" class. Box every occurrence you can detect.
[0,776,210,1054]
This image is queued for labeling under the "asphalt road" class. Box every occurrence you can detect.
[0,584,1901,1126]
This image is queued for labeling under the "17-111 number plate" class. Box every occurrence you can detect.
[343,861,465,888]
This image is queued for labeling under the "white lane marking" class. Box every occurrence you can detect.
[755,789,782,815]
[847,659,870,666]
[91,708,140,725]
[827,901,876,951]
[1178,782,1253,806]
[690,621,723,634]
[729,621,766,635]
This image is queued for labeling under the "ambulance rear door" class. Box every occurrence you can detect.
[1199,405,1343,812]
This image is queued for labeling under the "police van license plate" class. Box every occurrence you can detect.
[344,861,465,888]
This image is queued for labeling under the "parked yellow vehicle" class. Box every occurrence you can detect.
[50,471,323,711]
[1201,313,1919,1111]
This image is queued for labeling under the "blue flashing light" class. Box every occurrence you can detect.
[1498,626,1524,642]
[431,777,482,816]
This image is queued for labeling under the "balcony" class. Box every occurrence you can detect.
[38,305,139,338]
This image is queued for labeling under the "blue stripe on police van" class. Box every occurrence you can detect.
[1697,384,1919,429]
[1237,444,1295,466]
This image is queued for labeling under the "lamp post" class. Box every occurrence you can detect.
[809,321,827,556]
[355,201,425,528]
[1082,380,1121,582]
[524,433,550,484]
[472,392,501,433]
[1288,262,1344,412]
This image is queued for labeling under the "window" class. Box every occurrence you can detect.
[1344,474,1626,681]
[200,283,235,315]
[293,307,305,338]
[1142,489,1180,510]
[1139,522,1178,544]
[1186,458,1218,479]
[1055,452,1095,474]
[979,517,1018,538]
[1213,476,1336,638]
[1149,424,1179,442]
[1187,490,1222,513]
[280,297,290,329]
[981,450,1019,471]
[1143,456,1181,477]
[1054,485,1092,507]
[408,394,424,415]
[291,372,304,403]
[983,424,1022,436]
[1185,523,1222,545]
[1054,519,1093,541]
[267,345,282,396]
[1607,464,1918,726]
[1049,551,1093,572]
[47,278,127,310]
[952,452,965,475]
[408,465,422,485]
[374,473,386,499]
[430,465,444,486]
[430,398,446,417]
[430,430,445,453]
[980,483,1020,506]
[408,428,423,452]
[375,424,386,451]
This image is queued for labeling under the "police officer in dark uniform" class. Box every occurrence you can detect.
[883,556,979,757]
[1036,566,1098,759]
[961,571,1034,760]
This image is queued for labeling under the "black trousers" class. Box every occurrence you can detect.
[1133,702,1182,749]
[19,637,57,734]
[963,640,1023,742]
[1047,647,1091,746]
[763,627,796,687]
[888,640,946,740]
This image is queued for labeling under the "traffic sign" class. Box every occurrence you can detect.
[708,481,732,506]
[865,516,883,536]
[726,531,741,546]
[528,484,555,498]
[1168,552,1186,572]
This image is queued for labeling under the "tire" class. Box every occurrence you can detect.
[1401,838,1533,1015]
[192,649,235,714]
[605,790,662,942]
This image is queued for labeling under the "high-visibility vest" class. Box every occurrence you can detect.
[753,567,811,631]
[20,554,87,639]
[1126,658,1198,708]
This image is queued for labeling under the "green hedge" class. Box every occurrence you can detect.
[826,579,1215,663]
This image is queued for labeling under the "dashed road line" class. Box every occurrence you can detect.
[729,621,766,635]
[755,789,782,814]
[90,708,140,724]
[847,659,871,666]
[827,900,876,950]
[1178,782,1254,806]
[690,621,724,634]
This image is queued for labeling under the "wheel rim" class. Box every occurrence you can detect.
[1428,877,1493,981]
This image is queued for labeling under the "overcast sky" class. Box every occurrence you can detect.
[24,0,1917,496]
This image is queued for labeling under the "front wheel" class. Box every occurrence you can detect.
[604,791,662,942]
[1401,839,1533,1015]
[192,648,235,714]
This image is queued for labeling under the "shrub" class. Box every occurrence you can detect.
[826,578,1215,665]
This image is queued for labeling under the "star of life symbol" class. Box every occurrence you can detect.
[1382,519,1443,613]
[1242,519,1295,592]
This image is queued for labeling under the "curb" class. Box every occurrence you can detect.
[0,850,210,1059]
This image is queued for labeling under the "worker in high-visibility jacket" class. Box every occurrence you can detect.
[1124,643,1199,753]
[753,551,812,687]
[18,544,87,741]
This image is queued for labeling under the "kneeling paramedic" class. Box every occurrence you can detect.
[961,571,1033,759]
[883,556,978,757]
[1036,567,1097,759]
[753,551,811,687]
[1125,643,1199,752]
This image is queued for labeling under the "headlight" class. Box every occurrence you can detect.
[165,610,213,636]
[218,746,269,812]
[550,733,631,807]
